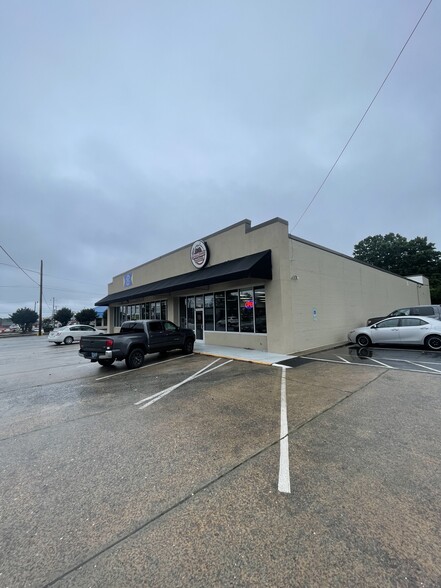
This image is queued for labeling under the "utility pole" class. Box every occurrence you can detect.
[38,260,43,336]
[52,298,55,329]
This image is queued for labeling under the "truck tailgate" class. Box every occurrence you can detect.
[80,336,109,353]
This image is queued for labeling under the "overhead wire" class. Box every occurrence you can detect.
[0,245,40,287]
[291,0,433,231]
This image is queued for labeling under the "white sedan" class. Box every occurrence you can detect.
[348,316,441,351]
[48,325,102,345]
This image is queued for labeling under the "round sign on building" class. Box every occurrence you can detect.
[190,240,209,269]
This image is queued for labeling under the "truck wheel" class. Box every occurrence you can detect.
[182,338,194,354]
[64,336,74,345]
[98,359,115,367]
[125,348,145,369]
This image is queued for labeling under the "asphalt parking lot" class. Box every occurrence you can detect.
[284,343,441,375]
[1,335,441,587]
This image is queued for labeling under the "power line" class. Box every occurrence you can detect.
[291,0,433,231]
[0,245,41,287]
[0,262,104,288]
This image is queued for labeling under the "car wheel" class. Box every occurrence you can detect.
[425,335,441,351]
[125,348,145,369]
[356,334,371,348]
[64,336,74,345]
[98,359,115,367]
[182,338,194,354]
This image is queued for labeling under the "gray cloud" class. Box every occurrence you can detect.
[1,0,440,317]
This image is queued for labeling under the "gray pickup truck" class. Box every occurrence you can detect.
[79,319,195,369]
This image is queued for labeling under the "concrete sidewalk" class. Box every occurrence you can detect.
[194,340,293,365]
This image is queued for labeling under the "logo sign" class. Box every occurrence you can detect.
[124,272,133,288]
[245,300,254,309]
[190,240,209,269]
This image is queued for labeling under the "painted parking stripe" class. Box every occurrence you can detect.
[400,360,441,374]
[335,355,350,364]
[135,358,222,405]
[302,355,441,375]
[278,366,291,494]
[137,359,233,410]
[365,358,396,369]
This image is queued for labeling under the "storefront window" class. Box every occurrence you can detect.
[179,297,187,328]
[226,290,239,332]
[254,286,267,333]
[187,297,195,331]
[215,292,226,331]
[113,300,167,326]
[204,294,214,331]
[178,287,266,335]
[240,289,254,333]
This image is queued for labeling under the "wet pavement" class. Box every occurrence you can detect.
[1,336,440,587]
[281,344,441,376]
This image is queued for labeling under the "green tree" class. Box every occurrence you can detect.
[42,318,54,333]
[75,308,97,325]
[54,307,73,326]
[353,233,441,303]
[10,308,38,333]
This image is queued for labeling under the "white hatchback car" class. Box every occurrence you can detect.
[48,325,101,345]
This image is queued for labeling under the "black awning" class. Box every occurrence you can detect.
[96,250,272,306]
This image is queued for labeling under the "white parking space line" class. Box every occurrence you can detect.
[277,366,291,494]
[136,359,233,410]
[135,358,221,405]
[335,355,350,363]
[303,354,441,375]
[400,360,441,374]
[366,358,396,369]
[95,354,192,381]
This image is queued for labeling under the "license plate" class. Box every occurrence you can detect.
[92,352,98,359]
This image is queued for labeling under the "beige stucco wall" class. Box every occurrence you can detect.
[285,237,431,354]
[105,217,430,354]
[107,218,292,348]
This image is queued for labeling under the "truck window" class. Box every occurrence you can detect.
[148,321,163,333]
[164,321,177,331]
[120,322,145,333]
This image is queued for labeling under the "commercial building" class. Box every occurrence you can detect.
[96,218,430,354]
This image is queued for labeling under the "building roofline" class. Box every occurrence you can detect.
[288,233,427,284]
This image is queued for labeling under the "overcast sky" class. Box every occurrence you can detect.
[1,0,439,318]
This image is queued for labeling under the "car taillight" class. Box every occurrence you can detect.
[105,339,114,348]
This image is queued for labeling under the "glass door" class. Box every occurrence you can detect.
[195,310,204,340]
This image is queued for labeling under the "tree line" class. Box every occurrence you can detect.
[8,307,102,333]
[353,233,441,304]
